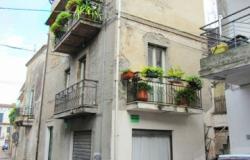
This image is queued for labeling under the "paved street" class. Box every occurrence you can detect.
[0,150,10,160]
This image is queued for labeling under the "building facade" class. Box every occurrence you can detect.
[33,0,213,160]
[0,104,13,146]
[14,45,47,160]
[200,1,250,154]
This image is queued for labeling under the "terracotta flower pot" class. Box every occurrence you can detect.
[136,90,148,101]
[121,71,134,80]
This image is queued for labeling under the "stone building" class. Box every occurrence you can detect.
[14,45,47,160]
[15,0,215,159]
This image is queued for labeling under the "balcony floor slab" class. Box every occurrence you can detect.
[127,101,202,114]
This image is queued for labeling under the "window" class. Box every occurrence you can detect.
[72,131,91,160]
[28,90,34,114]
[7,127,11,133]
[78,57,86,80]
[48,127,53,160]
[148,44,167,102]
[0,113,3,123]
[65,68,70,88]
[132,130,172,160]
[148,44,166,69]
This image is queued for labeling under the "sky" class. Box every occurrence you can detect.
[0,0,218,105]
[0,0,51,104]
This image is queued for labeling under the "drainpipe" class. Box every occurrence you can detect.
[114,0,121,159]
[35,33,50,160]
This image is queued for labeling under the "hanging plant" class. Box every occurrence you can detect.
[65,0,83,11]
[55,11,72,25]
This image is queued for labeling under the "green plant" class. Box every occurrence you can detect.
[65,0,83,11]
[91,6,102,21]
[137,81,152,91]
[175,88,197,105]
[185,75,203,90]
[141,66,163,78]
[9,107,17,125]
[55,11,72,25]
[50,22,62,33]
[167,66,185,79]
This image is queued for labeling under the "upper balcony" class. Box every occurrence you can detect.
[15,107,34,127]
[54,79,98,119]
[49,0,103,54]
[126,73,202,114]
[46,0,67,26]
[200,7,250,85]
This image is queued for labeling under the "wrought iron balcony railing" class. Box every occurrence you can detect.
[16,107,34,118]
[127,78,202,109]
[214,96,227,114]
[200,6,250,55]
[54,79,98,115]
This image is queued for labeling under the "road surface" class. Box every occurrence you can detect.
[0,150,10,160]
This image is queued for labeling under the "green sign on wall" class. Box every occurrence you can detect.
[130,115,140,123]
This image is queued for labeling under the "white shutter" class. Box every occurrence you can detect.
[132,130,172,160]
[72,131,92,160]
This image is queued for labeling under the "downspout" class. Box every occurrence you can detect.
[114,0,121,159]
[35,33,50,160]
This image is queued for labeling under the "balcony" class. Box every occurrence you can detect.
[200,7,250,85]
[50,0,103,54]
[15,107,34,127]
[54,79,98,119]
[126,77,202,114]
[46,0,67,25]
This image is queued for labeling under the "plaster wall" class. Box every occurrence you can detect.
[225,85,250,154]
[121,0,205,35]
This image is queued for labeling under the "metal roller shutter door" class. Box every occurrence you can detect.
[73,131,91,160]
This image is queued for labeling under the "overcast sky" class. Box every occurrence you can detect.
[0,0,50,104]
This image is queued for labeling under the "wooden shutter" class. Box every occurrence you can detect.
[73,131,92,160]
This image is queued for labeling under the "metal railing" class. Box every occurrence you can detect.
[200,6,250,55]
[54,1,103,46]
[54,79,98,114]
[214,96,227,114]
[127,78,202,109]
[16,106,34,118]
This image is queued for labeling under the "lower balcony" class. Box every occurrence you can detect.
[15,107,34,127]
[126,78,202,114]
[54,79,98,119]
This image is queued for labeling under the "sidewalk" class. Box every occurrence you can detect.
[0,149,10,160]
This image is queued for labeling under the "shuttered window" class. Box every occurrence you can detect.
[132,130,172,160]
[73,131,92,160]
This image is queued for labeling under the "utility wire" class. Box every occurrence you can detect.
[0,44,34,52]
[0,7,51,12]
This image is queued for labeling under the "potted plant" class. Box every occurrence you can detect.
[65,0,83,11]
[121,69,134,80]
[175,88,197,106]
[141,66,163,78]
[185,75,203,90]
[136,81,152,101]
[167,66,185,83]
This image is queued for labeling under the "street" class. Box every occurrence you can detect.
[0,150,10,160]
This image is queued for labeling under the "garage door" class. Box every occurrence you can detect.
[73,131,92,160]
[132,130,172,160]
